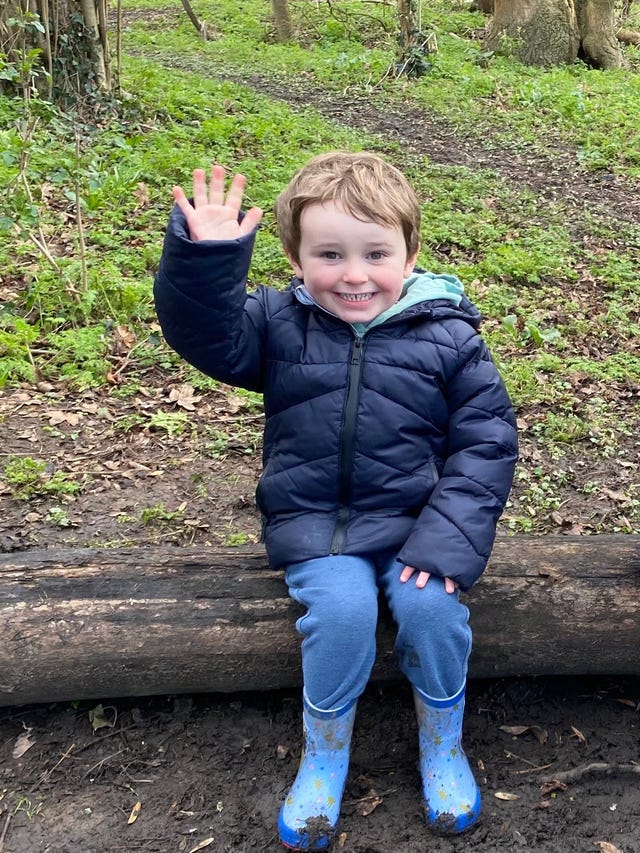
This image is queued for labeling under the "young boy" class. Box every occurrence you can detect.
[154,152,518,850]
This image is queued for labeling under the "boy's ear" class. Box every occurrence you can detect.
[404,245,420,278]
[285,250,304,280]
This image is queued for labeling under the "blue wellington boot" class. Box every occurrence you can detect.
[278,692,356,850]
[413,684,481,835]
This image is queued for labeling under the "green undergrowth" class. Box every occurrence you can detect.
[1,0,639,533]
[122,0,640,177]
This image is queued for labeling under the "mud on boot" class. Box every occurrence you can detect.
[278,692,356,850]
[414,684,481,835]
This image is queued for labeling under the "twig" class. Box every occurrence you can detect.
[74,722,138,753]
[37,741,76,786]
[541,762,640,784]
[74,132,88,294]
[514,762,554,775]
[28,231,60,271]
[0,812,11,852]
[83,748,125,778]
[344,785,399,805]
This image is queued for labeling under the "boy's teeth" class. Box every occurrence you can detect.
[340,293,372,301]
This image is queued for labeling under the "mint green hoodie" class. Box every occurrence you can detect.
[293,271,465,337]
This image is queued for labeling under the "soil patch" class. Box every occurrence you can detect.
[1,677,639,852]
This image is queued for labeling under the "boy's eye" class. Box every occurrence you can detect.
[368,251,386,260]
[321,251,340,260]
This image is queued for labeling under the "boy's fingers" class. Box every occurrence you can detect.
[192,169,208,207]
[225,173,247,210]
[399,565,414,583]
[172,186,193,217]
[208,164,226,205]
[239,207,263,235]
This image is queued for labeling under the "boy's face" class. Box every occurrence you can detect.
[287,202,419,324]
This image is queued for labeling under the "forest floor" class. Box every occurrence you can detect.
[1,63,640,853]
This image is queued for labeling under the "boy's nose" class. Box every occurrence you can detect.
[342,261,368,285]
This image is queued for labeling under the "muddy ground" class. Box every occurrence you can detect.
[1,677,639,852]
[2,33,640,853]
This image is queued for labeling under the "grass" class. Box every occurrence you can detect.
[1,0,639,534]
[3,456,83,501]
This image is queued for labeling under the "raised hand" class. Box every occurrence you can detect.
[172,164,263,243]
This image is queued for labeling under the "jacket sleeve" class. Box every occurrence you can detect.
[396,331,518,591]
[153,204,267,392]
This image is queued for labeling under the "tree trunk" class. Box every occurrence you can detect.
[485,0,581,65]
[76,0,109,91]
[575,0,626,67]
[0,0,111,103]
[0,535,638,707]
[271,0,293,42]
[471,0,494,12]
[179,0,209,39]
[397,0,417,54]
[485,0,625,67]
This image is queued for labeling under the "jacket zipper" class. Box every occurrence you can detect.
[330,336,364,554]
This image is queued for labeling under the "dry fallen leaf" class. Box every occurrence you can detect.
[540,779,568,795]
[571,725,587,744]
[168,384,202,411]
[12,730,36,759]
[494,791,520,801]
[45,409,82,426]
[500,725,530,736]
[127,801,142,824]
[276,744,290,760]
[115,325,137,349]
[500,724,548,744]
[187,838,214,853]
[133,182,151,209]
[595,842,622,853]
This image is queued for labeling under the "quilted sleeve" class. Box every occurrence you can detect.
[397,332,518,591]
[154,204,267,392]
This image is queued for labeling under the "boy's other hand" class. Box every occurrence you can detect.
[172,164,263,242]
[400,566,459,594]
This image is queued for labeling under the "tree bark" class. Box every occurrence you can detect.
[0,0,111,101]
[271,0,293,42]
[575,0,626,67]
[484,0,626,67]
[471,0,494,12]
[77,0,109,90]
[179,0,209,39]
[1,535,639,707]
[485,0,581,65]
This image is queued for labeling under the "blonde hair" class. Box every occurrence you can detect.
[275,151,421,264]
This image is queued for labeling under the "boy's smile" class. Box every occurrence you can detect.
[288,202,418,324]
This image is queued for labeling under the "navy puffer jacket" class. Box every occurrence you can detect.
[154,207,518,590]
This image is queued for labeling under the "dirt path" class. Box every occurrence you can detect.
[134,50,640,230]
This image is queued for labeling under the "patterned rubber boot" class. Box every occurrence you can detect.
[414,684,481,835]
[278,692,356,850]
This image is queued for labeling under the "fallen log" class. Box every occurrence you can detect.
[0,534,639,706]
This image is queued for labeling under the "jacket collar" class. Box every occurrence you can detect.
[291,270,481,335]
